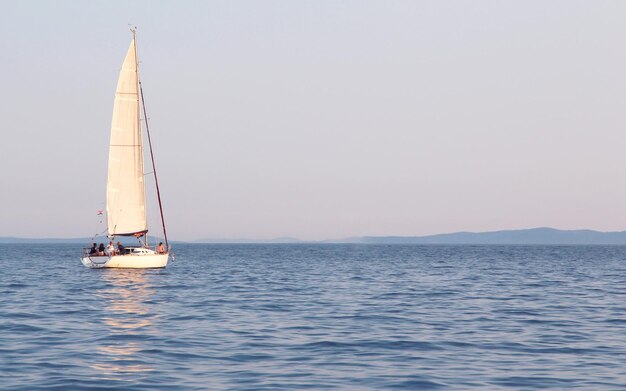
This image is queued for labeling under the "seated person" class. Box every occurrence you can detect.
[107,241,115,256]
[157,242,165,254]
[117,242,125,255]
[89,243,98,255]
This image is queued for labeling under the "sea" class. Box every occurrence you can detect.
[2,243,626,390]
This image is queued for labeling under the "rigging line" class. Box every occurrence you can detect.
[138,80,169,249]
[88,227,109,246]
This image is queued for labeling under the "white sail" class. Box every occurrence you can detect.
[106,38,147,236]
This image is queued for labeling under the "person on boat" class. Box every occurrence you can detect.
[89,243,98,255]
[117,241,125,255]
[107,241,115,256]
[157,242,165,254]
[98,243,105,255]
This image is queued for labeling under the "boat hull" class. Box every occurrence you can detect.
[80,252,169,269]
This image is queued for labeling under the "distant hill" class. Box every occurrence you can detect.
[0,236,173,244]
[346,227,626,245]
[0,237,91,244]
[165,228,626,244]
[5,228,626,245]
[192,237,303,244]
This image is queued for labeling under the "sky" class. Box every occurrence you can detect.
[2,1,626,241]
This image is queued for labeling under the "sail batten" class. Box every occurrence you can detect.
[106,37,147,236]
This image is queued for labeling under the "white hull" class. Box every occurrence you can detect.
[81,251,169,269]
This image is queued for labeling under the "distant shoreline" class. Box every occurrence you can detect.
[4,227,626,245]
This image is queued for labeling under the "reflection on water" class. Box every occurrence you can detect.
[6,244,626,389]
[92,270,159,378]
[91,343,149,376]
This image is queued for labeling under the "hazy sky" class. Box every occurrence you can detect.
[2,1,626,241]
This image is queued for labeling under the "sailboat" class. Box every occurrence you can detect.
[81,29,170,269]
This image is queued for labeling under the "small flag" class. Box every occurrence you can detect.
[97,210,104,215]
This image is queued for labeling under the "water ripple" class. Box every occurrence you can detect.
[2,244,626,389]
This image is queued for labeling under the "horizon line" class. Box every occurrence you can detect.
[3,226,626,243]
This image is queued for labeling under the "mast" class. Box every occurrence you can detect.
[134,29,169,250]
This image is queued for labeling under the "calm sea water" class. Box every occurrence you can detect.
[2,243,626,390]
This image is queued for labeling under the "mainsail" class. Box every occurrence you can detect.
[106,37,147,236]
